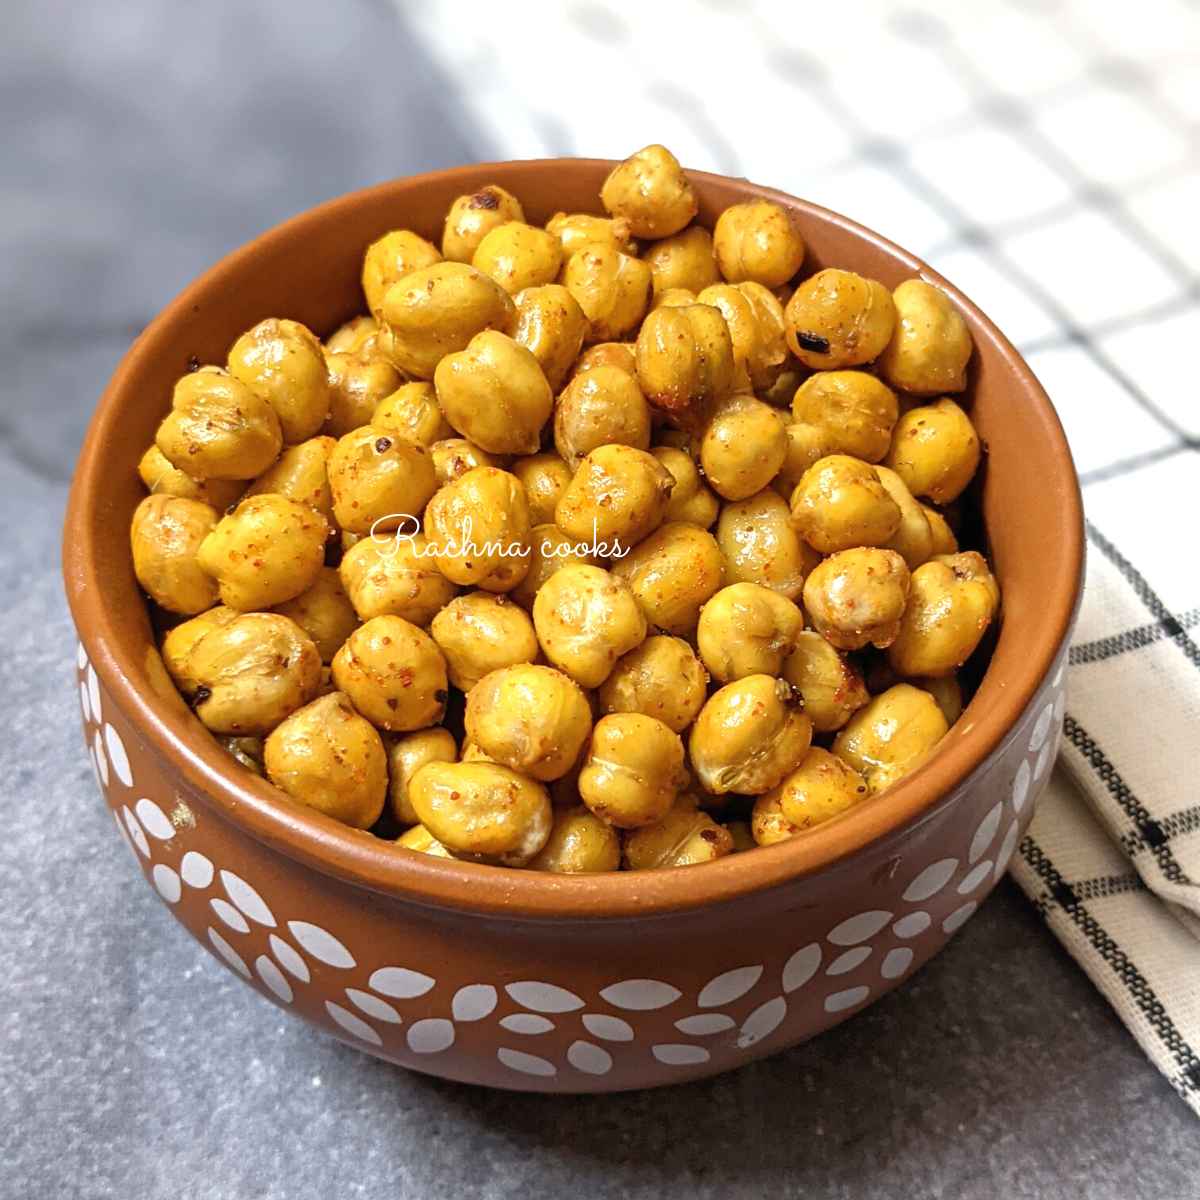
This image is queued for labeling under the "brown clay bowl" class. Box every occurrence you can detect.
[62,159,1083,1092]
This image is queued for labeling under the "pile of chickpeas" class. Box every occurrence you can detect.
[131,144,999,873]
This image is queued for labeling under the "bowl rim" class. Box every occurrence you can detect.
[63,157,1084,920]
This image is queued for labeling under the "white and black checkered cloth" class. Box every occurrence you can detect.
[407,0,1200,1113]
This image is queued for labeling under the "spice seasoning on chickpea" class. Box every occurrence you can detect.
[610,521,725,635]
[597,635,708,733]
[713,200,806,288]
[327,427,438,536]
[554,364,651,469]
[833,683,949,794]
[601,144,698,239]
[878,279,973,395]
[324,351,402,438]
[784,268,896,369]
[227,318,331,444]
[579,713,688,829]
[442,185,525,263]
[387,727,458,826]
[131,494,221,615]
[361,229,442,316]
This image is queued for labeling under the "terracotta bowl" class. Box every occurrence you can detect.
[62,159,1083,1092]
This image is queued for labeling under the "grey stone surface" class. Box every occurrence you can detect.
[0,3,1196,1198]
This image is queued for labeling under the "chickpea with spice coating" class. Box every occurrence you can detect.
[875,465,934,568]
[689,675,813,796]
[642,225,720,297]
[396,824,455,858]
[878,279,972,395]
[717,489,811,599]
[409,760,552,867]
[784,268,896,369]
[554,365,651,468]
[884,398,981,505]
[833,683,949,794]
[361,229,442,316]
[803,547,911,651]
[156,370,282,481]
[530,806,622,873]
[597,635,708,734]
[327,427,437,535]
[562,242,652,343]
[652,287,697,310]
[773,747,869,831]
[380,261,516,380]
[331,615,448,733]
[431,591,539,692]
[434,330,553,456]
[509,525,597,609]
[600,144,697,239]
[423,466,532,592]
[137,445,244,509]
[888,551,999,678]
[546,211,637,258]
[339,531,457,624]
[187,612,322,735]
[696,283,788,394]
[243,435,336,520]
[782,630,870,732]
[697,582,804,682]
[653,446,719,528]
[573,341,637,377]
[791,371,898,463]
[635,303,735,431]
[701,394,788,501]
[774,422,830,499]
[131,495,220,614]
[611,521,724,635]
[324,314,379,357]
[373,383,454,448]
[533,564,647,688]
[513,284,588,392]
[623,796,735,869]
[227,318,330,444]
[472,221,562,295]
[387,727,457,826]
[713,200,806,288]
[923,504,959,556]
[160,605,237,695]
[464,663,592,781]
[555,444,674,548]
[272,567,358,663]
[429,437,501,485]
[442,185,525,263]
[789,454,901,554]
[750,789,803,846]
[579,713,688,829]
[264,692,387,829]
[324,352,402,438]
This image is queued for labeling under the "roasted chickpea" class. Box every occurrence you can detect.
[327,427,438,535]
[513,284,588,391]
[782,630,869,732]
[331,615,447,732]
[546,211,637,258]
[597,635,707,733]
[878,279,972,395]
[131,495,220,614]
[642,225,719,297]
[435,330,553,456]
[611,521,724,634]
[137,444,244,509]
[652,287,697,310]
[888,551,999,677]
[442,185,525,263]
[379,262,516,379]
[509,524,597,609]
[431,591,539,691]
[160,605,238,694]
[833,683,949,794]
[195,494,327,610]
[373,382,454,447]
[506,454,569,526]
[623,796,735,868]
[696,283,788,394]
[634,303,735,430]
[791,371,898,463]
[789,454,901,553]
[716,489,810,600]
[409,760,552,866]
[652,445,719,528]
[689,675,813,796]
[554,365,651,468]
[339,531,458,624]
[272,567,358,662]
[555,444,674,548]
[562,242,652,343]
[697,583,804,682]
[579,713,687,829]
[884,398,980,504]
[188,612,322,735]
[533,564,647,687]
[875,465,934,568]
[803,547,911,651]
[227,318,330,444]
[774,422,830,499]
[771,747,869,831]
[361,229,442,316]
[923,504,959,556]
[600,144,697,239]
[387,727,457,825]
[464,663,592,781]
[324,351,402,438]
[156,370,282,481]
[396,823,454,858]
[701,394,788,501]
[325,315,379,357]
[915,674,964,725]
[472,221,563,295]
[423,466,532,592]
[529,806,621,873]
[573,341,637,377]
[263,692,387,829]
[784,268,896,369]
[713,200,806,288]
[243,435,335,520]
[750,788,803,846]
[429,437,502,485]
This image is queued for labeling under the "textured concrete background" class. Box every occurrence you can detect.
[1,2,1196,1197]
